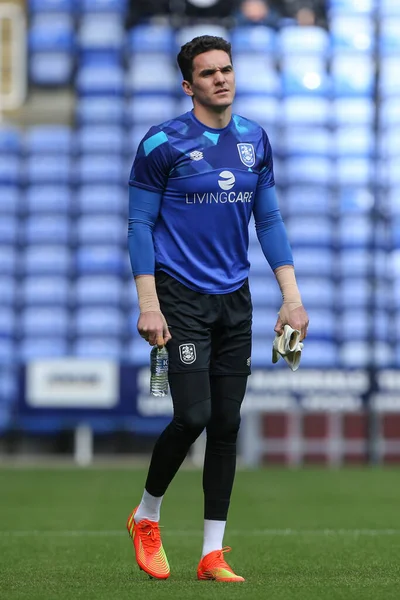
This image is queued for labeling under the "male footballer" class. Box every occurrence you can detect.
[127,35,309,581]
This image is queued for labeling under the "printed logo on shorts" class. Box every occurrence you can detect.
[246,357,251,367]
[179,343,196,365]
[237,143,255,167]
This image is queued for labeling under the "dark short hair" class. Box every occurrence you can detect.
[177,35,233,83]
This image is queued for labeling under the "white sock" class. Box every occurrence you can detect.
[202,519,226,558]
[134,489,163,523]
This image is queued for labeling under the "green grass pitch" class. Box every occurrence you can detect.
[0,466,400,600]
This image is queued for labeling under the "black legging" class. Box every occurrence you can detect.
[145,372,248,521]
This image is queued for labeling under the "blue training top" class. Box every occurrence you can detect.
[128,110,293,294]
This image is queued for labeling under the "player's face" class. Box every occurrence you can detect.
[183,50,235,110]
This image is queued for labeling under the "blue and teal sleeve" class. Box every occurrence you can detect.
[128,185,162,276]
[252,185,294,270]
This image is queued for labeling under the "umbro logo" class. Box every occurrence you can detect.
[189,150,203,161]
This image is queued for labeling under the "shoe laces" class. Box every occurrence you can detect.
[137,519,162,552]
[206,546,233,569]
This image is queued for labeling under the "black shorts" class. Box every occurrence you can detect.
[155,271,252,376]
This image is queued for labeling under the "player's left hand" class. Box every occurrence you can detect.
[275,304,309,341]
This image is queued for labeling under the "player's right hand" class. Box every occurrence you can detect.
[137,311,171,347]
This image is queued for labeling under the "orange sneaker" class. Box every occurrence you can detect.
[197,546,245,582]
[126,507,170,579]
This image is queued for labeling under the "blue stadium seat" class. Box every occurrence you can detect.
[0,126,22,154]
[379,18,400,55]
[23,215,71,245]
[25,125,74,154]
[76,184,125,215]
[338,249,371,277]
[25,185,72,214]
[332,97,374,126]
[334,126,374,158]
[126,339,151,365]
[0,157,20,185]
[281,60,330,97]
[305,309,335,341]
[76,97,125,125]
[338,187,374,213]
[0,368,17,407]
[281,127,332,157]
[74,275,124,306]
[286,216,333,247]
[75,245,127,275]
[77,14,124,59]
[338,215,372,247]
[248,277,281,307]
[233,97,279,127]
[235,57,280,96]
[231,26,276,54]
[76,215,124,245]
[299,340,339,367]
[282,97,331,126]
[332,56,374,96]
[386,158,400,186]
[0,186,20,214]
[387,188,400,215]
[176,25,229,47]
[30,52,74,86]
[339,341,392,368]
[29,13,75,52]
[29,0,75,12]
[379,128,400,158]
[76,65,125,96]
[291,247,334,277]
[20,276,70,306]
[76,125,125,154]
[0,246,17,275]
[0,307,15,339]
[19,337,68,360]
[79,0,127,12]
[336,158,371,186]
[0,216,18,244]
[72,337,123,359]
[127,24,176,54]
[127,96,177,126]
[19,307,70,337]
[285,185,333,215]
[0,340,15,365]
[21,245,72,275]
[338,280,371,309]
[296,278,335,307]
[76,155,124,184]
[252,308,281,337]
[0,276,16,306]
[330,16,374,53]
[73,307,125,336]
[128,55,177,95]
[278,26,330,57]
[329,0,374,15]
[284,157,332,185]
[26,155,71,184]
[379,0,400,16]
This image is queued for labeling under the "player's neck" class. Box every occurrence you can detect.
[192,105,232,130]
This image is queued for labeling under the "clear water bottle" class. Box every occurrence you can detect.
[150,345,169,397]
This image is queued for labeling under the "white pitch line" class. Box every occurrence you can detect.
[0,529,400,537]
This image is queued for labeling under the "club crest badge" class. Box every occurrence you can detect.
[179,343,196,365]
[237,143,255,167]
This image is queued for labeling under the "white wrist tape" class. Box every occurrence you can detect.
[135,275,160,313]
